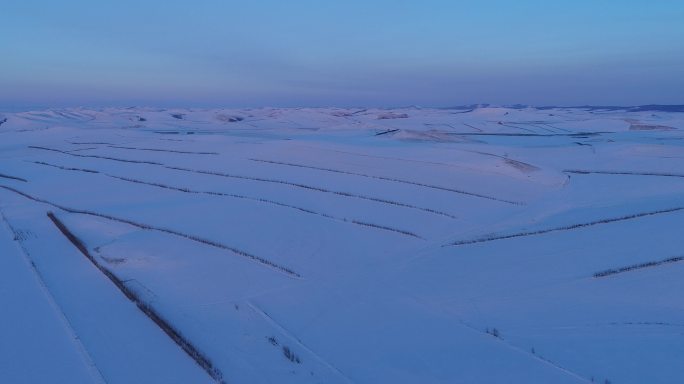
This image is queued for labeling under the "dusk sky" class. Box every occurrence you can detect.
[2,1,683,109]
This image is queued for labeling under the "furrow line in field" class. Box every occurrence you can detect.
[108,145,219,155]
[249,158,521,205]
[110,175,425,240]
[163,165,458,218]
[449,207,684,246]
[447,132,606,137]
[0,172,28,182]
[29,160,423,239]
[28,145,457,219]
[566,169,684,178]
[33,161,100,173]
[593,256,684,278]
[349,220,422,239]
[47,212,225,384]
[66,147,99,153]
[497,123,537,133]
[0,185,301,278]
[29,145,164,165]
[68,142,116,145]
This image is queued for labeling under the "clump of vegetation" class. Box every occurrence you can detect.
[486,327,501,339]
[282,346,301,364]
[216,114,244,122]
[266,337,301,364]
[377,112,409,120]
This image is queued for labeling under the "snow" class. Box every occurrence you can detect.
[1,106,683,383]
[0,214,100,384]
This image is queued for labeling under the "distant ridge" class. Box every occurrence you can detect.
[3,104,684,113]
[540,105,684,112]
[436,104,684,112]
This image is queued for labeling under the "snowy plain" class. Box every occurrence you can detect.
[1,105,683,383]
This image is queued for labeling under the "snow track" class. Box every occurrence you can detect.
[0,211,107,384]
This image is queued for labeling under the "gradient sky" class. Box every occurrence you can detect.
[1,1,683,108]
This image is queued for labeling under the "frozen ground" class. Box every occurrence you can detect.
[1,106,683,383]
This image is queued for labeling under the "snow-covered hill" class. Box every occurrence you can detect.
[1,106,683,383]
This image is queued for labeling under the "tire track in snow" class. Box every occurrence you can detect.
[249,158,521,205]
[0,185,301,278]
[246,301,355,384]
[402,270,594,382]
[47,212,225,384]
[449,207,684,246]
[456,320,592,383]
[0,211,108,384]
[30,161,424,239]
[28,145,457,219]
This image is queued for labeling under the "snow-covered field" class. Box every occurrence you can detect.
[1,106,683,384]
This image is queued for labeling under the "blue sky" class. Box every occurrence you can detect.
[1,1,683,108]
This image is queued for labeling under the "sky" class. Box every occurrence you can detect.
[1,0,683,109]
